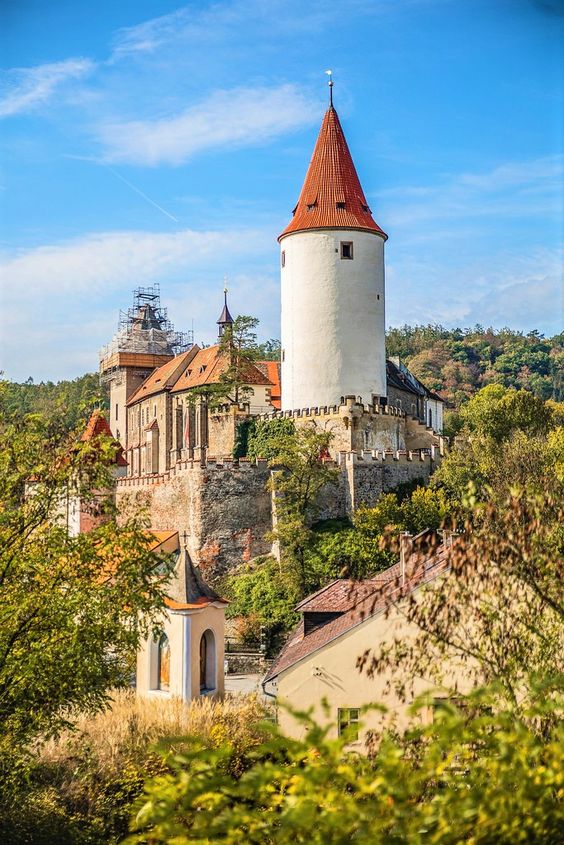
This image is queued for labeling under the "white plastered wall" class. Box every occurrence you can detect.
[280,229,386,411]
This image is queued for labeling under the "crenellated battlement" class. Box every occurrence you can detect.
[116,455,270,488]
[116,445,441,490]
[337,446,440,466]
[258,398,406,423]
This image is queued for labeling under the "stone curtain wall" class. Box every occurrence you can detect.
[116,450,439,579]
[116,458,272,580]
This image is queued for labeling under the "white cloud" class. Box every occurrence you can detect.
[0,58,95,118]
[375,154,564,229]
[386,246,563,334]
[0,225,277,380]
[96,84,320,166]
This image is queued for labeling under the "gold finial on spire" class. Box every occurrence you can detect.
[325,69,333,107]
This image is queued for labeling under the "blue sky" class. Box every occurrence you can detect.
[1,0,562,382]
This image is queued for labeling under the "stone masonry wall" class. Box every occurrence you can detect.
[116,449,440,581]
[116,458,272,581]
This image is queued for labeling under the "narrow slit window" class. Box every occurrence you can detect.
[340,241,353,260]
[281,250,285,268]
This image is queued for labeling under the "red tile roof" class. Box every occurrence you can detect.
[256,360,281,409]
[265,547,450,682]
[80,410,127,466]
[171,345,274,393]
[126,347,200,406]
[279,107,387,241]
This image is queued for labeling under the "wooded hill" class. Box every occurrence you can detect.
[2,326,562,432]
[386,324,563,407]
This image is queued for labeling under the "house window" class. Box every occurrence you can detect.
[338,708,360,741]
[157,634,170,692]
[281,250,285,268]
[199,629,216,694]
[340,241,353,260]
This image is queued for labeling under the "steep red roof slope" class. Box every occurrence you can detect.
[279,106,387,241]
[80,410,127,466]
[265,547,449,682]
[126,347,200,406]
[171,345,274,393]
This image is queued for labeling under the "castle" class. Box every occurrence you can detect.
[100,96,445,584]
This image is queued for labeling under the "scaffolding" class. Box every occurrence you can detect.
[99,284,194,363]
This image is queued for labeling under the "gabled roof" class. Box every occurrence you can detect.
[127,346,200,406]
[255,360,281,409]
[279,106,387,241]
[265,546,449,682]
[171,345,274,393]
[80,410,127,466]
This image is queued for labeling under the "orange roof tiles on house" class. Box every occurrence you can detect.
[146,530,180,553]
[126,346,200,406]
[265,546,450,682]
[171,345,274,393]
[279,106,387,241]
[80,409,127,466]
[256,360,281,409]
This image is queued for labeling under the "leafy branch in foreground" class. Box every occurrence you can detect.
[129,680,563,844]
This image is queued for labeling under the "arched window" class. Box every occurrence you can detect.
[199,629,216,693]
[157,634,170,691]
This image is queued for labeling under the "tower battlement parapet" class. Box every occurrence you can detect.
[116,455,270,488]
[336,447,440,466]
[257,400,405,424]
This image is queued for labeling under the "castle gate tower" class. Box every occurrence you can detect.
[279,94,388,411]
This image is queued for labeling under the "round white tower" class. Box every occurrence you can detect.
[279,103,388,412]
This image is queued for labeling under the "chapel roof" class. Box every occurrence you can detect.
[265,543,450,682]
[279,106,387,241]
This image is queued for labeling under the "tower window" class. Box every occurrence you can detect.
[281,250,285,268]
[336,201,346,210]
[340,241,354,260]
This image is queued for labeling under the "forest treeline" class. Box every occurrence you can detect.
[1,326,562,432]
[386,324,563,406]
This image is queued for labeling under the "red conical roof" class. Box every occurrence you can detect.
[279,106,387,241]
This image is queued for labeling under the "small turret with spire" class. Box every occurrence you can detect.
[216,280,234,339]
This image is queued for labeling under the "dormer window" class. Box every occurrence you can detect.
[336,201,346,210]
[306,202,316,211]
[340,241,353,260]
[199,365,207,374]
[361,204,370,212]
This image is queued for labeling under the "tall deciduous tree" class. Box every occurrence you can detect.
[0,387,169,749]
[268,427,338,596]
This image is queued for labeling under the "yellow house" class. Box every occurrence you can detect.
[136,531,227,700]
[263,546,462,747]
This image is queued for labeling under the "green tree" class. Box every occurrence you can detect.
[268,427,339,596]
[129,681,563,844]
[218,315,260,405]
[0,391,170,751]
